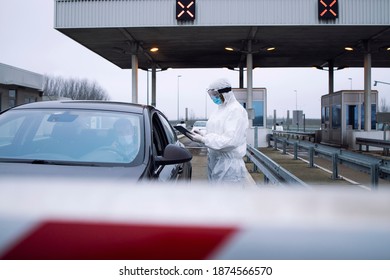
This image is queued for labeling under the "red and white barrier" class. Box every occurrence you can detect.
[1,178,390,260]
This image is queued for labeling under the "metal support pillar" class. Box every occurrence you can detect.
[309,147,314,168]
[328,60,334,94]
[371,163,379,189]
[131,55,139,103]
[287,110,290,130]
[239,66,244,88]
[146,69,150,105]
[273,109,276,130]
[293,142,298,160]
[246,40,254,127]
[130,42,139,104]
[331,153,339,180]
[151,64,157,107]
[364,41,372,131]
[254,127,258,149]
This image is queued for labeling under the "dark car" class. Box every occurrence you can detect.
[0,101,192,182]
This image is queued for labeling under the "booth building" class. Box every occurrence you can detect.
[234,88,267,147]
[321,90,378,149]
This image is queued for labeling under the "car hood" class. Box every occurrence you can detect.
[0,162,147,181]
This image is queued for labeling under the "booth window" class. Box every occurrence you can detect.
[241,101,264,127]
[332,105,341,128]
[346,105,358,129]
[253,101,264,126]
[322,106,330,124]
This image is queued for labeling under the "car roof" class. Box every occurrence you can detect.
[9,100,149,114]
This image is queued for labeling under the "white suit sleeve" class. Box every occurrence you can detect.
[204,106,248,152]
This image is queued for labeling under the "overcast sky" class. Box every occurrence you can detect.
[1,0,390,120]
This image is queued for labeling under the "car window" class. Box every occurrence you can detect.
[158,113,177,144]
[152,113,167,156]
[0,109,144,166]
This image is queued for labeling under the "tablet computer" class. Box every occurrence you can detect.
[174,125,194,140]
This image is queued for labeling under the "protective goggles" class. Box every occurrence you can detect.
[207,87,231,97]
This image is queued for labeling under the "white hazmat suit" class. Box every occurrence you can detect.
[192,78,251,184]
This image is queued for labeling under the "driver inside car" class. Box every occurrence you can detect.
[111,118,138,162]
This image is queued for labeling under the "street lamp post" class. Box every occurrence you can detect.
[177,75,182,121]
[348,77,353,90]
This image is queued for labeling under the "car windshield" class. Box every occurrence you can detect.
[0,108,144,166]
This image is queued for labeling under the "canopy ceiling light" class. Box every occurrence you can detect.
[224,46,276,53]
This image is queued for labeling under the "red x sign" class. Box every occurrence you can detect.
[318,0,339,19]
[176,0,196,21]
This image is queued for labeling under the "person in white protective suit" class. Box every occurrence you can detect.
[190,78,254,184]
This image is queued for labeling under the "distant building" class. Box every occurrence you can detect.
[0,63,43,111]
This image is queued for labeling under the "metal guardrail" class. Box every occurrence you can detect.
[270,135,385,189]
[272,130,317,142]
[356,137,390,156]
[246,144,309,187]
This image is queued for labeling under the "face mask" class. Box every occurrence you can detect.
[208,88,228,105]
[211,95,223,105]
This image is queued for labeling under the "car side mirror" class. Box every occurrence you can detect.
[155,144,192,165]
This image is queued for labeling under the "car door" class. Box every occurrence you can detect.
[151,112,180,182]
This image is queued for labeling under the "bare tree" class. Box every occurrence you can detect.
[43,75,110,101]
